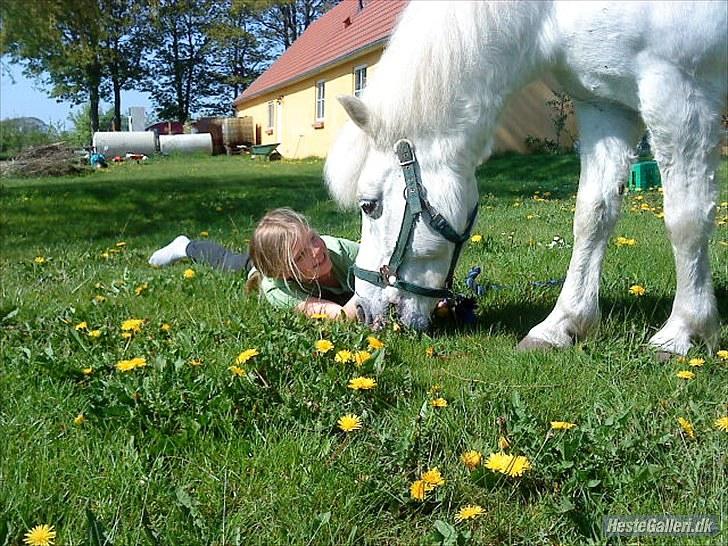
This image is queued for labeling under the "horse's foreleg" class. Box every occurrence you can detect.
[639,66,721,355]
[518,102,640,350]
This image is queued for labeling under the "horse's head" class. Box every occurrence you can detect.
[325,96,479,330]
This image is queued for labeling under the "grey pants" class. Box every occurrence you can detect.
[185,240,251,273]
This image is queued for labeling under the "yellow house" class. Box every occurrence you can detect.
[234,0,575,159]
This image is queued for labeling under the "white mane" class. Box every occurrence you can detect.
[362,1,550,150]
[326,1,552,207]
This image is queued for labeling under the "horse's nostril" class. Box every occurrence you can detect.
[356,304,366,323]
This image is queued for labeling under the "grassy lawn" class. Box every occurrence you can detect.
[1,153,726,545]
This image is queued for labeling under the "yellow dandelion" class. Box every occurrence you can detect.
[23,524,56,546]
[315,339,334,354]
[428,384,442,395]
[183,268,196,279]
[677,417,695,439]
[425,346,436,357]
[550,421,577,431]
[353,350,372,366]
[410,479,428,502]
[348,376,377,390]
[73,414,85,426]
[94,294,107,303]
[498,435,511,450]
[688,357,705,367]
[460,450,482,470]
[189,358,203,367]
[160,323,172,332]
[714,417,728,432]
[134,282,148,296]
[82,367,93,375]
[470,234,483,243]
[115,241,126,247]
[236,348,259,365]
[74,321,88,331]
[629,284,646,296]
[485,452,531,477]
[87,329,101,338]
[121,318,144,333]
[676,370,695,380]
[310,313,329,320]
[228,365,245,377]
[34,256,47,265]
[455,504,485,523]
[121,332,132,340]
[199,231,209,237]
[421,467,445,487]
[115,356,147,372]
[335,350,353,363]
[716,350,728,361]
[337,413,362,433]
[615,236,637,247]
[367,336,384,350]
[430,397,448,408]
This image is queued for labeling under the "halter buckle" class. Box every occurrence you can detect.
[380,265,397,285]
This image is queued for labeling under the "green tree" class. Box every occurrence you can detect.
[102,1,151,130]
[144,0,219,122]
[1,0,107,132]
[0,117,62,158]
[247,0,335,50]
[206,0,272,115]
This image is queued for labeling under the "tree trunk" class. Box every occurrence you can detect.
[89,83,100,134]
[112,72,122,131]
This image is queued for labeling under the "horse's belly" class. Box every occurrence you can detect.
[552,1,727,110]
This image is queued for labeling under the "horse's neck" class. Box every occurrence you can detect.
[367,1,553,163]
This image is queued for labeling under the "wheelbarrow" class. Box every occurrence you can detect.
[249,143,281,160]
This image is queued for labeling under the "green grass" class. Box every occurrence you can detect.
[1,153,726,545]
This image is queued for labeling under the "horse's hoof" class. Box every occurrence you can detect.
[517,336,553,351]
[655,350,676,363]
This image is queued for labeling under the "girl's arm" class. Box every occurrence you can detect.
[296,295,359,320]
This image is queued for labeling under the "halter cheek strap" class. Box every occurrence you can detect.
[351,139,478,300]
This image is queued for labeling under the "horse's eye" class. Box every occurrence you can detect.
[359,199,379,216]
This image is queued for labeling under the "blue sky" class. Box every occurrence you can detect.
[1,62,153,129]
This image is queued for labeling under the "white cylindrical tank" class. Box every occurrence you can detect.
[159,133,213,155]
[92,131,157,157]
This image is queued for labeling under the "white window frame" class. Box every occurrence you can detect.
[315,80,325,121]
[354,65,367,97]
[267,101,275,131]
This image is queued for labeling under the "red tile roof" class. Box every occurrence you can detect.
[234,0,408,106]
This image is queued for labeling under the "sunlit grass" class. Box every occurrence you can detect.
[0,154,726,545]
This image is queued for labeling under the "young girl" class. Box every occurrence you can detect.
[149,208,359,320]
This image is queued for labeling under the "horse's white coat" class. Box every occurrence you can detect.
[324,0,726,352]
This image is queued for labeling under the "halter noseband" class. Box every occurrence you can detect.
[351,139,478,300]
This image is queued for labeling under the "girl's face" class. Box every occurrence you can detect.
[290,228,332,281]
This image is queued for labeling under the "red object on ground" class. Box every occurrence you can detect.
[112,155,124,162]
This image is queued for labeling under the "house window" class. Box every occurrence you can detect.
[354,65,367,97]
[315,81,325,120]
[267,101,275,131]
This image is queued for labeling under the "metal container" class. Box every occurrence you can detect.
[222,116,254,152]
[159,133,213,155]
[92,131,157,157]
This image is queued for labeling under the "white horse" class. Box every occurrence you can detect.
[324,0,726,355]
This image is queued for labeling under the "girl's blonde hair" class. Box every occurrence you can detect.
[246,208,310,291]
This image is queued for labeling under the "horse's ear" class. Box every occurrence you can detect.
[338,95,370,133]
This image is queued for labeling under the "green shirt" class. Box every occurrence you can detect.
[256,236,358,310]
